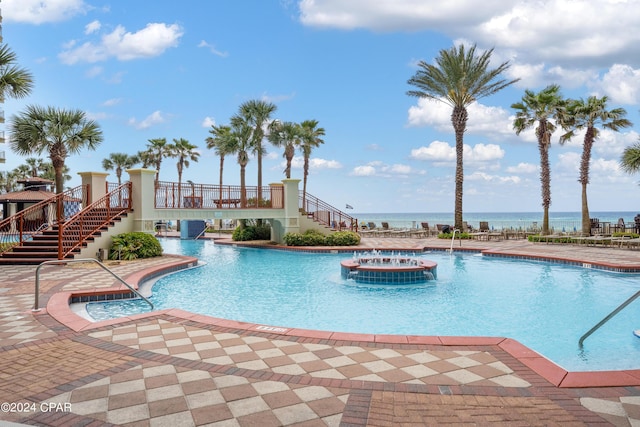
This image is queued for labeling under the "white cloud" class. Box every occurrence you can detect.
[59,23,184,64]
[351,165,376,176]
[467,171,521,184]
[310,158,342,169]
[410,141,504,163]
[465,143,505,162]
[85,20,101,34]
[197,40,229,57]
[410,141,455,162]
[407,99,513,140]
[506,162,538,174]
[350,161,416,177]
[128,110,167,130]
[3,0,87,24]
[595,64,640,104]
[299,0,505,31]
[299,1,640,67]
[85,65,102,78]
[102,98,122,107]
[202,117,216,128]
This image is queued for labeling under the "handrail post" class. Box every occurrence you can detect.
[33,258,154,312]
[579,289,640,347]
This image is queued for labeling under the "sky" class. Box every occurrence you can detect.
[3,0,640,214]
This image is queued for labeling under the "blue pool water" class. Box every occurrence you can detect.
[86,239,640,372]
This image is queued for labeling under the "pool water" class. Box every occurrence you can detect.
[86,239,640,372]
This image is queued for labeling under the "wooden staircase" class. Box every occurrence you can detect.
[0,183,132,265]
[0,210,130,265]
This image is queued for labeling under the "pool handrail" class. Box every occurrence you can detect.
[33,258,154,312]
[578,288,640,347]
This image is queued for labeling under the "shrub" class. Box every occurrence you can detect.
[283,230,361,246]
[437,232,471,239]
[109,232,162,260]
[325,231,361,246]
[232,224,271,241]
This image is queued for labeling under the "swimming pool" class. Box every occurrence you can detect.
[86,238,640,372]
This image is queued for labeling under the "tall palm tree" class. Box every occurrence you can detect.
[559,96,632,235]
[9,105,103,193]
[0,44,34,100]
[206,124,235,206]
[145,137,171,183]
[620,139,640,175]
[298,119,325,207]
[102,152,140,185]
[239,99,277,204]
[228,114,254,208]
[268,121,301,179]
[167,138,200,207]
[511,85,566,235]
[407,44,518,230]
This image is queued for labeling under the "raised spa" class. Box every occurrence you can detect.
[340,250,437,284]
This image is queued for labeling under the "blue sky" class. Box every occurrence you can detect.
[3,0,640,214]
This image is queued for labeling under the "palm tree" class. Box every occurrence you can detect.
[40,162,70,185]
[9,105,103,193]
[268,121,301,179]
[512,85,566,235]
[559,96,632,235]
[145,137,171,183]
[12,164,31,180]
[620,139,640,175]
[136,149,156,169]
[167,138,200,207]
[102,152,140,185]
[0,44,34,100]
[24,157,47,177]
[407,43,518,230]
[299,119,325,208]
[206,124,235,206]
[239,99,277,204]
[228,114,253,208]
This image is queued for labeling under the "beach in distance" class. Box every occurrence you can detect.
[353,211,640,232]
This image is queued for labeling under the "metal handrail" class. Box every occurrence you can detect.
[33,258,154,312]
[578,288,640,347]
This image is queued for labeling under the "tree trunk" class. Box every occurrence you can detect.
[537,124,551,235]
[218,155,224,207]
[580,127,594,235]
[302,155,309,209]
[240,163,247,208]
[581,183,590,236]
[451,106,467,230]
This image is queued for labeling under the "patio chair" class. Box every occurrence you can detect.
[611,217,627,233]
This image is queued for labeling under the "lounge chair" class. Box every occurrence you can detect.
[379,222,392,237]
[359,222,378,237]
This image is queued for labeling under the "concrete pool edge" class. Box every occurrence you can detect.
[44,252,640,389]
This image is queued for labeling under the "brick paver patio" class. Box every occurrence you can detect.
[0,234,639,426]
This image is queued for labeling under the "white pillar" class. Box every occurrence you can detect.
[282,178,301,235]
[126,168,157,232]
[78,171,108,205]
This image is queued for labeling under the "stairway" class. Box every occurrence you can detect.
[0,209,130,265]
[0,183,132,265]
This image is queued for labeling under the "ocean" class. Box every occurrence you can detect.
[352,211,640,232]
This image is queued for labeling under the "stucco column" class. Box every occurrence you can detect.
[126,168,157,233]
[78,171,108,205]
[281,178,301,236]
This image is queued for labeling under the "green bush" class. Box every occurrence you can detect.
[325,231,361,246]
[437,232,471,239]
[283,230,361,246]
[109,232,163,260]
[232,225,271,241]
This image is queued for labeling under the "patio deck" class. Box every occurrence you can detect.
[1,235,639,426]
